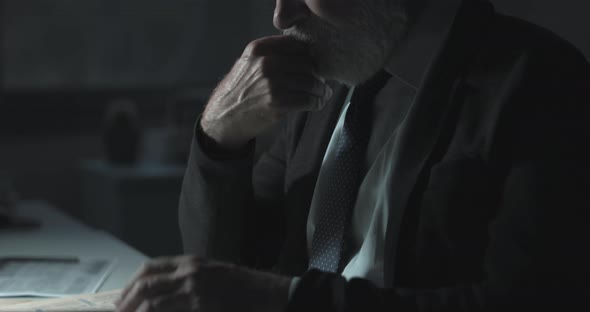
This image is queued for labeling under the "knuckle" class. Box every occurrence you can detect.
[136,280,150,294]
[145,299,160,312]
[135,263,149,279]
[245,39,264,56]
[137,277,157,295]
[175,256,198,274]
[137,263,150,275]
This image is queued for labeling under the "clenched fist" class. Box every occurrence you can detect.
[200,35,333,150]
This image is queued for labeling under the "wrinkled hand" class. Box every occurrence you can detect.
[115,256,292,312]
[201,35,333,150]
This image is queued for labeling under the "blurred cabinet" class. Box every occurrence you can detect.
[79,159,185,257]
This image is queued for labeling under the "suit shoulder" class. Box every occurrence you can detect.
[478,13,589,74]
[459,13,590,160]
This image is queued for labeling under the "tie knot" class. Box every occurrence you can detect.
[351,70,393,105]
[346,70,392,132]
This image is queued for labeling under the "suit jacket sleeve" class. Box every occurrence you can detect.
[287,41,590,311]
[178,117,288,266]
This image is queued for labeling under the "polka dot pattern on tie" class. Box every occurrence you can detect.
[308,112,366,272]
[308,70,392,273]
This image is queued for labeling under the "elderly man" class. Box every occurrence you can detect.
[117,0,590,311]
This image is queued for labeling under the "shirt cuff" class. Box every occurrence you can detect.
[195,114,255,161]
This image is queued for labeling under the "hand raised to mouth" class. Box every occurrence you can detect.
[200,35,333,151]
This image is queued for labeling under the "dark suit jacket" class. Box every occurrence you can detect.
[179,0,590,310]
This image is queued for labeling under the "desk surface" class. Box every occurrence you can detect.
[0,200,149,292]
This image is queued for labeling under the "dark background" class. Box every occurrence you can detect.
[1,0,589,257]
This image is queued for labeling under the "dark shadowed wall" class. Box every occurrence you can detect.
[0,0,263,219]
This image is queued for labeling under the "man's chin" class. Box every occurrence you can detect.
[307,48,353,85]
[287,35,387,86]
[313,56,379,87]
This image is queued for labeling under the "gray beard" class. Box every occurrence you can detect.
[283,4,408,86]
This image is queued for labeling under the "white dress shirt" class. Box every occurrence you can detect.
[292,0,463,293]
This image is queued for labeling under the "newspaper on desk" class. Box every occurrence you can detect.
[0,289,120,311]
[0,258,115,298]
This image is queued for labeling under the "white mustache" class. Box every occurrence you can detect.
[282,28,317,44]
[281,17,341,44]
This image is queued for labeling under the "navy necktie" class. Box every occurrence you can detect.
[308,70,392,273]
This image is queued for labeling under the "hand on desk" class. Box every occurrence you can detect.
[115,255,291,312]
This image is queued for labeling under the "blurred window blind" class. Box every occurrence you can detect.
[1,0,251,91]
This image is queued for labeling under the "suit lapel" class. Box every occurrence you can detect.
[383,0,495,287]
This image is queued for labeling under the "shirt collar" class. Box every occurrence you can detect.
[384,0,463,90]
